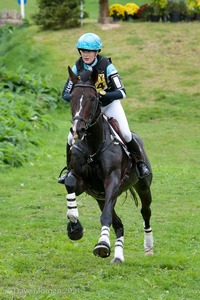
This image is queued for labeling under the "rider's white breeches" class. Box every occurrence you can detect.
[101,100,132,142]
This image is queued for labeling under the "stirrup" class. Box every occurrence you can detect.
[58,166,69,184]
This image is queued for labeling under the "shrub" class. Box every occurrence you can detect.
[0,66,61,170]
[187,0,200,13]
[31,0,82,30]
[109,4,125,19]
[124,3,140,18]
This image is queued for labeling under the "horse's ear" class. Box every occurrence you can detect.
[68,66,79,84]
[90,68,99,86]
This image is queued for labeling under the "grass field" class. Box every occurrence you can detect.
[0,1,200,299]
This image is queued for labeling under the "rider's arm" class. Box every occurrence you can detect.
[99,64,126,107]
[62,65,77,102]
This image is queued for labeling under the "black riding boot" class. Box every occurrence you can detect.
[58,143,71,184]
[126,137,151,179]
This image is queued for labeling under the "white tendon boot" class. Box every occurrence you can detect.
[111,236,124,264]
[144,227,154,256]
[66,193,79,223]
[98,226,110,246]
[93,226,111,258]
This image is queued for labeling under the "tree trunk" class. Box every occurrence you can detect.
[98,0,112,24]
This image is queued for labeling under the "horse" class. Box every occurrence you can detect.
[61,66,154,263]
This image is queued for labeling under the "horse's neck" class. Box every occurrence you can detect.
[86,114,104,152]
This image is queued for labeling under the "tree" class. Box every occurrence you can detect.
[32,0,81,30]
[98,0,112,23]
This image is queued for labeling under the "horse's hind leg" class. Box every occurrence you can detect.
[93,200,111,258]
[111,209,125,263]
[135,182,154,256]
[95,200,125,263]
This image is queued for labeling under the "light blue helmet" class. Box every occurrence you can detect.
[77,33,102,51]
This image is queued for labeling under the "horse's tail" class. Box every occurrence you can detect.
[129,187,138,207]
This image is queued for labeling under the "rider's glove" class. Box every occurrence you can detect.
[62,92,71,102]
[98,89,124,107]
[99,90,114,107]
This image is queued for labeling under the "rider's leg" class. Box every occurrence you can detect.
[126,137,150,178]
[66,142,71,167]
[58,133,72,184]
[101,100,150,179]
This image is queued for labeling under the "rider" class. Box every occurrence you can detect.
[58,32,150,183]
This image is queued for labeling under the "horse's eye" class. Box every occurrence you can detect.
[91,96,96,102]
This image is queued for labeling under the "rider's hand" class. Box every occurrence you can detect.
[99,90,113,107]
[99,90,106,99]
[99,90,106,95]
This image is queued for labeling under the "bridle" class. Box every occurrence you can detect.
[70,82,113,162]
[71,83,102,131]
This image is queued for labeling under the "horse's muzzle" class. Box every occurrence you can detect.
[77,128,86,140]
[72,129,86,141]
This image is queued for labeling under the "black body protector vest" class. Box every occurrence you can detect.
[75,55,112,92]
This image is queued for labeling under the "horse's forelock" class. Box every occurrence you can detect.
[80,70,92,83]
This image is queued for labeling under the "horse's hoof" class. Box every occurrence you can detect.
[93,242,110,258]
[67,220,83,240]
[110,257,123,264]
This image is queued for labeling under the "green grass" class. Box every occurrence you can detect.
[1,5,200,300]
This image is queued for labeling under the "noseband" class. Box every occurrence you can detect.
[72,83,101,130]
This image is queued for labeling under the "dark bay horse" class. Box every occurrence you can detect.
[62,66,154,263]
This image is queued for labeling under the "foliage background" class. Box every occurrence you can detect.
[0,0,145,20]
[31,0,81,29]
[0,0,200,300]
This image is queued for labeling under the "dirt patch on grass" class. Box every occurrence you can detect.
[101,23,121,30]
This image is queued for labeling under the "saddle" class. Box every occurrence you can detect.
[107,117,140,177]
[107,117,127,145]
[107,117,136,181]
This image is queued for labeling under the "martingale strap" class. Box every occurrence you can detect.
[72,139,114,164]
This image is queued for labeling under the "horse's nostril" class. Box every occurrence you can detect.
[77,128,86,140]
[80,128,86,133]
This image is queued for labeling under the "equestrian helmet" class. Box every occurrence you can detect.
[77,33,102,51]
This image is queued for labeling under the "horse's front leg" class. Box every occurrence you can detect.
[65,172,85,240]
[93,172,120,258]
